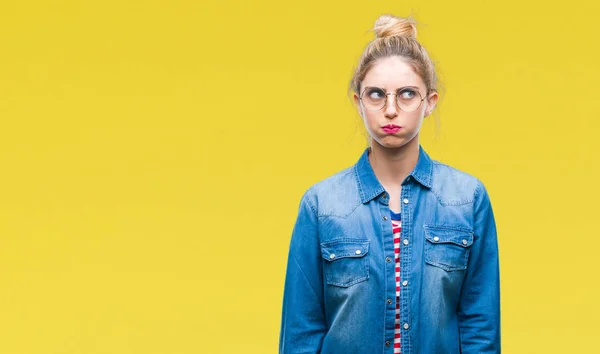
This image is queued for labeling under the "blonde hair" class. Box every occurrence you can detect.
[350,14,438,96]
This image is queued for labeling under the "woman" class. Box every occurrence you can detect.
[279,14,500,354]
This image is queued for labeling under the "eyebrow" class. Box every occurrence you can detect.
[364,85,421,91]
[397,86,420,90]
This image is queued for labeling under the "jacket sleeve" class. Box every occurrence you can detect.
[458,181,501,353]
[279,190,326,354]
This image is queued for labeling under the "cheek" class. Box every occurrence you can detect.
[406,111,424,125]
[363,111,379,125]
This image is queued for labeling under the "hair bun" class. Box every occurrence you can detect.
[373,14,417,39]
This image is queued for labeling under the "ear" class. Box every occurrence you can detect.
[353,92,363,117]
[425,91,439,116]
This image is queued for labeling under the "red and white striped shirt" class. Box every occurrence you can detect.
[390,209,402,353]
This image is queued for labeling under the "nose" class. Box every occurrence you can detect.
[383,93,398,118]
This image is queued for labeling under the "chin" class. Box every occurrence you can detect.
[375,139,408,149]
[374,133,418,149]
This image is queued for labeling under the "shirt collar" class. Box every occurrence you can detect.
[353,144,434,204]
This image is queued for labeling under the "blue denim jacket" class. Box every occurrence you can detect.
[279,145,500,354]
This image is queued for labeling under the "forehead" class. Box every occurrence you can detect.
[362,56,425,89]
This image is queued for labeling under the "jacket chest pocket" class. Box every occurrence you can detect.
[320,239,370,287]
[423,226,473,272]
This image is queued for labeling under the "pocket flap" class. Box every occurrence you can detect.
[320,239,370,261]
[423,226,473,247]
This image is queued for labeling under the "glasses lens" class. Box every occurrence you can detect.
[362,87,386,111]
[396,88,423,112]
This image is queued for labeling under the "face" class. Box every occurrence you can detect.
[353,56,438,151]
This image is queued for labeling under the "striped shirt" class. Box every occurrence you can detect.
[390,208,402,353]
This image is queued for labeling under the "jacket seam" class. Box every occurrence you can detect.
[291,252,322,310]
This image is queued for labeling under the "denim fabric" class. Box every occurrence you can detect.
[279,145,500,354]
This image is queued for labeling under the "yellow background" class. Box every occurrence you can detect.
[1,0,599,353]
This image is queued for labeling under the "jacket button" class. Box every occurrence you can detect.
[402,280,408,286]
[382,216,388,221]
[386,257,392,263]
[403,323,409,329]
[385,341,391,347]
[433,236,440,242]
[387,299,393,305]
[462,239,468,245]
[355,250,362,255]
[403,198,409,204]
[329,254,336,259]
[403,239,409,245]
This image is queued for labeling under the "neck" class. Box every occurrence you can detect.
[368,137,420,187]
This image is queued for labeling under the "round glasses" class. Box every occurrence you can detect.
[359,86,426,112]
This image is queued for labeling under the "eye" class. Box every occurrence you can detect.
[366,88,385,100]
[398,88,417,100]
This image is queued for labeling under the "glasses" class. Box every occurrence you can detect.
[359,86,426,112]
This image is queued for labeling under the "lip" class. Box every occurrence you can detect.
[382,124,402,134]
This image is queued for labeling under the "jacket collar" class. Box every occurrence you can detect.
[354,144,434,204]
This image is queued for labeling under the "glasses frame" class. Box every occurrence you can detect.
[359,86,427,112]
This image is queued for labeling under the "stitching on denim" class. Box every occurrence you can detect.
[291,252,322,302]
[424,238,473,248]
[325,274,369,288]
[365,189,384,203]
[401,185,412,350]
[313,167,363,218]
[474,179,483,201]
[424,259,467,272]
[303,188,318,216]
[430,161,477,206]
[317,200,361,218]
[320,245,369,260]
[323,256,370,287]
[424,244,469,271]
[424,236,471,271]
[376,203,388,350]
[353,163,366,202]
[320,238,370,247]
[423,224,474,234]
[430,185,474,206]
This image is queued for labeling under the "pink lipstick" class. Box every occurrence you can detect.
[382,124,401,134]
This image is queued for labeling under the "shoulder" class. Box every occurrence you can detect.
[299,165,360,218]
[429,159,488,206]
